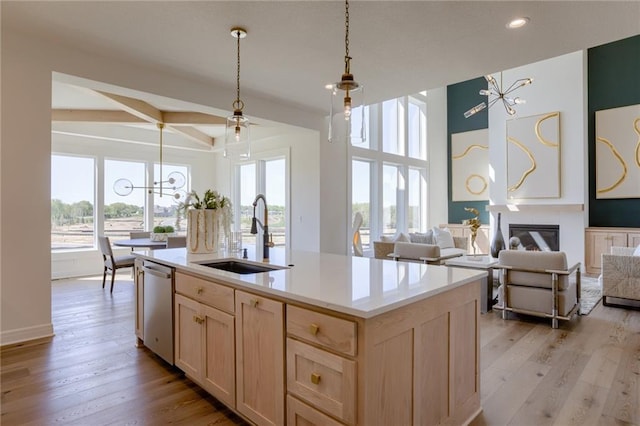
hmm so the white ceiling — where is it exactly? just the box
[4,1,639,144]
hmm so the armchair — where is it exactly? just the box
[495,250,581,328]
[602,246,640,307]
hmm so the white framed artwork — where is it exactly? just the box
[451,129,489,201]
[595,104,640,199]
[506,111,561,199]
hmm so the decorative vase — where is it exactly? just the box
[186,209,221,254]
[490,212,506,258]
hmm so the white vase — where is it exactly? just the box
[187,209,221,254]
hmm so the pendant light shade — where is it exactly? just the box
[224,27,250,160]
[328,0,366,144]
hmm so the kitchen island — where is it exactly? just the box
[134,247,485,426]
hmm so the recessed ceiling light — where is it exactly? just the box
[507,17,530,29]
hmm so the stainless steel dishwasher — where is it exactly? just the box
[142,260,174,365]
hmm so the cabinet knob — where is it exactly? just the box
[309,324,319,336]
[193,315,204,324]
[310,373,321,385]
[250,299,259,308]
[196,287,204,295]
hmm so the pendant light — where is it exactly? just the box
[224,27,250,159]
[328,0,365,144]
[113,122,186,200]
[464,72,533,118]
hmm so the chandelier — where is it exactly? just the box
[113,122,186,200]
[224,27,250,159]
[328,0,365,144]
[464,73,533,118]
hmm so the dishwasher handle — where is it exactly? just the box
[142,266,172,279]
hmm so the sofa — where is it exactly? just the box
[495,250,581,328]
[602,246,640,307]
[373,228,467,264]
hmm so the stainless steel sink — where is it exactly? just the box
[197,260,286,275]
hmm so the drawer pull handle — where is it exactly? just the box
[196,287,204,295]
[310,373,321,385]
[250,299,259,308]
[309,324,319,336]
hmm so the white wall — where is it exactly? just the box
[426,87,449,228]
[488,51,588,267]
[0,28,323,345]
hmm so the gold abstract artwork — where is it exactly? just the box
[596,104,640,199]
[451,129,489,201]
[506,111,560,199]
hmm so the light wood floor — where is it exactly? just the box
[1,276,639,425]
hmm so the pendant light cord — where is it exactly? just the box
[344,0,351,74]
[234,29,244,112]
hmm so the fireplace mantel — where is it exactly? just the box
[486,204,584,213]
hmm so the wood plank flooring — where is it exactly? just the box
[2,276,639,425]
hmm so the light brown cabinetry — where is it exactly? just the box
[174,273,236,407]
[585,227,640,274]
[443,223,490,254]
[235,290,285,426]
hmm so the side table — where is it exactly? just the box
[444,255,498,313]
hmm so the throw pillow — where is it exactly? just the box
[410,230,434,244]
[395,232,411,243]
[380,235,394,243]
[634,245,640,256]
[432,227,455,249]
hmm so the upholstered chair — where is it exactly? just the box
[97,236,136,293]
[602,246,640,307]
[496,250,581,328]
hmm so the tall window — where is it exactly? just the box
[382,164,399,235]
[352,159,371,249]
[51,155,95,250]
[105,159,145,241]
[237,163,256,237]
[264,158,286,246]
[349,92,428,250]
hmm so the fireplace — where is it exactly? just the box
[509,224,559,251]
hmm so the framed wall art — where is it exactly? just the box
[451,129,489,201]
[506,111,561,199]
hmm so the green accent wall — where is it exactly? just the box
[588,35,640,227]
[447,78,489,225]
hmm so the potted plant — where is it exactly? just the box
[150,225,176,242]
[178,190,233,254]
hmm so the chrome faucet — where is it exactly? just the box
[250,194,274,261]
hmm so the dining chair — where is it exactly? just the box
[98,236,136,293]
[166,236,186,248]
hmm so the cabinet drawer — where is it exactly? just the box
[287,395,344,426]
[287,305,356,356]
[175,272,234,313]
[286,338,356,425]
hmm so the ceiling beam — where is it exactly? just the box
[163,111,226,126]
[52,109,146,123]
[95,91,164,123]
[169,126,215,147]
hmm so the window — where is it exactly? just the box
[104,159,145,241]
[234,154,288,249]
[51,155,95,250]
[382,164,399,235]
[352,159,371,249]
[153,163,188,231]
[349,92,428,250]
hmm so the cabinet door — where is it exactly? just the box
[174,294,203,381]
[586,231,627,274]
[236,291,284,426]
[628,233,640,248]
[134,259,144,341]
[201,303,236,407]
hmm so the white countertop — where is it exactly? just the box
[135,247,485,319]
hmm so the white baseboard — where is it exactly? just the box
[1,323,55,347]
